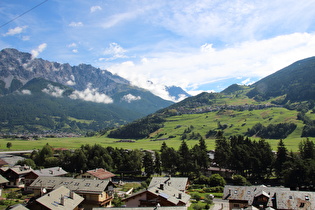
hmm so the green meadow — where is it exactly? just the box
[0,107,313,152]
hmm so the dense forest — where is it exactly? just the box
[18,135,315,190]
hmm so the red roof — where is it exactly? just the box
[0,159,8,167]
[86,168,115,180]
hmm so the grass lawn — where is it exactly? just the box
[0,107,313,152]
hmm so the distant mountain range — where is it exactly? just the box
[0,48,190,134]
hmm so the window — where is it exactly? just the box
[234,190,238,194]
[305,196,309,200]
[85,183,90,187]
[300,203,305,208]
[247,191,251,195]
[289,196,293,199]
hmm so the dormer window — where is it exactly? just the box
[305,196,309,200]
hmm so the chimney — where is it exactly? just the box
[69,190,74,199]
[178,193,182,199]
[160,184,164,190]
[60,195,65,206]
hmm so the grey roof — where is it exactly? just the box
[223,185,290,206]
[9,165,32,175]
[33,167,67,177]
[0,174,9,184]
[276,190,315,209]
[149,177,188,192]
[7,204,29,210]
[147,184,190,205]
[223,185,315,209]
[29,176,111,194]
[36,186,84,209]
[124,183,190,206]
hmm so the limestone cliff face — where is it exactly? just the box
[0,48,130,96]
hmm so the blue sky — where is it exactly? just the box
[1,0,315,100]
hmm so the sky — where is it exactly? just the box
[1,0,315,101]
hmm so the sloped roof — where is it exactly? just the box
[124,183,190,206]
[9,165,32,175]
[147,184,191,205]
[149,177,188,192]
[29,176,112,194]
[33,167,68,177]
[276,190,315,209]
[86,168,115,180]
[223,185,291,206]
[0,174,9,184]
[7,204,29,210]
[36,186,84,209]
[0,159,8,166]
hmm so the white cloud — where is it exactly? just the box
[240,78,251,85]
[69,85,113,104]
[102,43,127,60]
[3,26,28,36]
[68,43,77,48]
[148,0,315,42]
[69,22,84,27]
[21,89,31,95]
[90,6,102,13]
[31,43,47,59]
[66,80,76,86]
[42,84,65,98]
[107,32,315,96]
[122,94,141,103]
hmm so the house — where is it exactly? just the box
[206,167,235,179]
[2,165,32,188]
[123,177,190,207]
[24,167,68,190]
[76,168,115,181]
[223,185,315,209]
[29,176,115,210]
[26,186,84,210]
[123,182,191,207]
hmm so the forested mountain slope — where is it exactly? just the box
[107,56,315,140]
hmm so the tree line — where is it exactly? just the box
[215,135,315,189]
[18,135,315,190]
[18,138,209,180]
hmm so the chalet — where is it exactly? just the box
[24,166,68,190]
[26,186,84,210]
[29,176,115,210]
[223,185,315,209]
[206,167,235,179]
[123,177,190,207]
[2,165,32,188]
[76,168,115,181]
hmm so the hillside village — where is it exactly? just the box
[0,139,315,210]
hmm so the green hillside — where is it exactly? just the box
[0,78,141,134]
